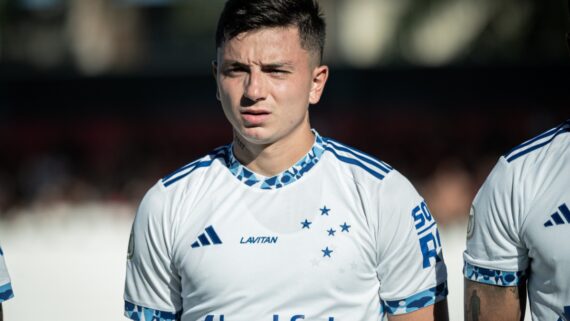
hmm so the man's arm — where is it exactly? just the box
[387,300,449,321]
[464,279,526,321]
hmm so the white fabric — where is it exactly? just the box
[464,120,570,321]
[125,134,447,321]
[0,241,13,303]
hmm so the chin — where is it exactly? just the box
[239,127,276,145]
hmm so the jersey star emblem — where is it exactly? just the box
[340,222,351,232]
[327,228,336,236]
[320,206,331,216]
[322,247,333,258]
[301,219,312,229]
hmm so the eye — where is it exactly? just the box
[266,68,290,76]
[223,66,247,76]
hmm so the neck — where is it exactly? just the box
[232,126,315,177]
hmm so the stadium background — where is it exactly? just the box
[0,0,568,320]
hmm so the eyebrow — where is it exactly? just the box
[222,60,295,69]
[263,62,294,69]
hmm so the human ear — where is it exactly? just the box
[309,65,329,105]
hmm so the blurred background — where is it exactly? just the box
[0,0,568,320]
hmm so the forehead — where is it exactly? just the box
[218,26,311,63]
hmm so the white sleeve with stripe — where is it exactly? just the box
[376,171,448,315]
[124,182,182,321]
[463,158,528,286]
[0,242,14,303]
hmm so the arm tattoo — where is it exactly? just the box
[470,289,481,321]
[508,286,519,298]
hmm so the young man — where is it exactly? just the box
[0,243,15,321]
[124,1,449,320]
[464,2,570,319]
[463,119,570,321]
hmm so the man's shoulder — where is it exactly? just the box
[135,145,231,220]
[160,145,231,189]
[320,136,395,183]
[502,119,570,166]
[483,119,570,191]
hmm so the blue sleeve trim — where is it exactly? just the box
[124,301,181,321]
[381,281,448,315]
[463,262,526,286]
[0,282,14,303]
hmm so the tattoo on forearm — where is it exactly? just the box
[470,289,481,321]
[508,286,519,297]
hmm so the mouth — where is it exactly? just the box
[240,109,271,125]
[241,108,270,115]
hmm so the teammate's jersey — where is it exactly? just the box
[464,119,570,321]
[124,132,448,321]
[0,243,14,303]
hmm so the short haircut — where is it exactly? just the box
[215,0,326,63]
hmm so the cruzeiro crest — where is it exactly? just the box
[300,205,351,259]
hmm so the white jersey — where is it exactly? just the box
[124,131,448,321]
[0,243,14,303]
[464,119,570,321]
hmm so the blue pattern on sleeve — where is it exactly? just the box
[124,301,181,321]
[463,262,526,286]
[0,282,14,303]
[381,282,448,315]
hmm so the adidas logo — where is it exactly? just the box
[191,226,223,248]
[544,203,570,227]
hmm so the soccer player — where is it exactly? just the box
[124,1,449,320]
[0,243,14,321]
[463,118,570,321]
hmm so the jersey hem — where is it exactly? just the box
[0,282,14,303]
[463,261,526,286]
[124,300,182,321]
[381,281,448,315]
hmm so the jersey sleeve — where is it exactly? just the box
[375,171,448,315]
[0,244,14,303]
[124,182,182,321]
[463,158,528,286]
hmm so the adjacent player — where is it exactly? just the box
[124,0,449,320]
[0,243,14,321]
[464,119,570,320]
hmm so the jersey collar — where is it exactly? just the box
[226,130,326,189]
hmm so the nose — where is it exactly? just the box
[243,69,266,103]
